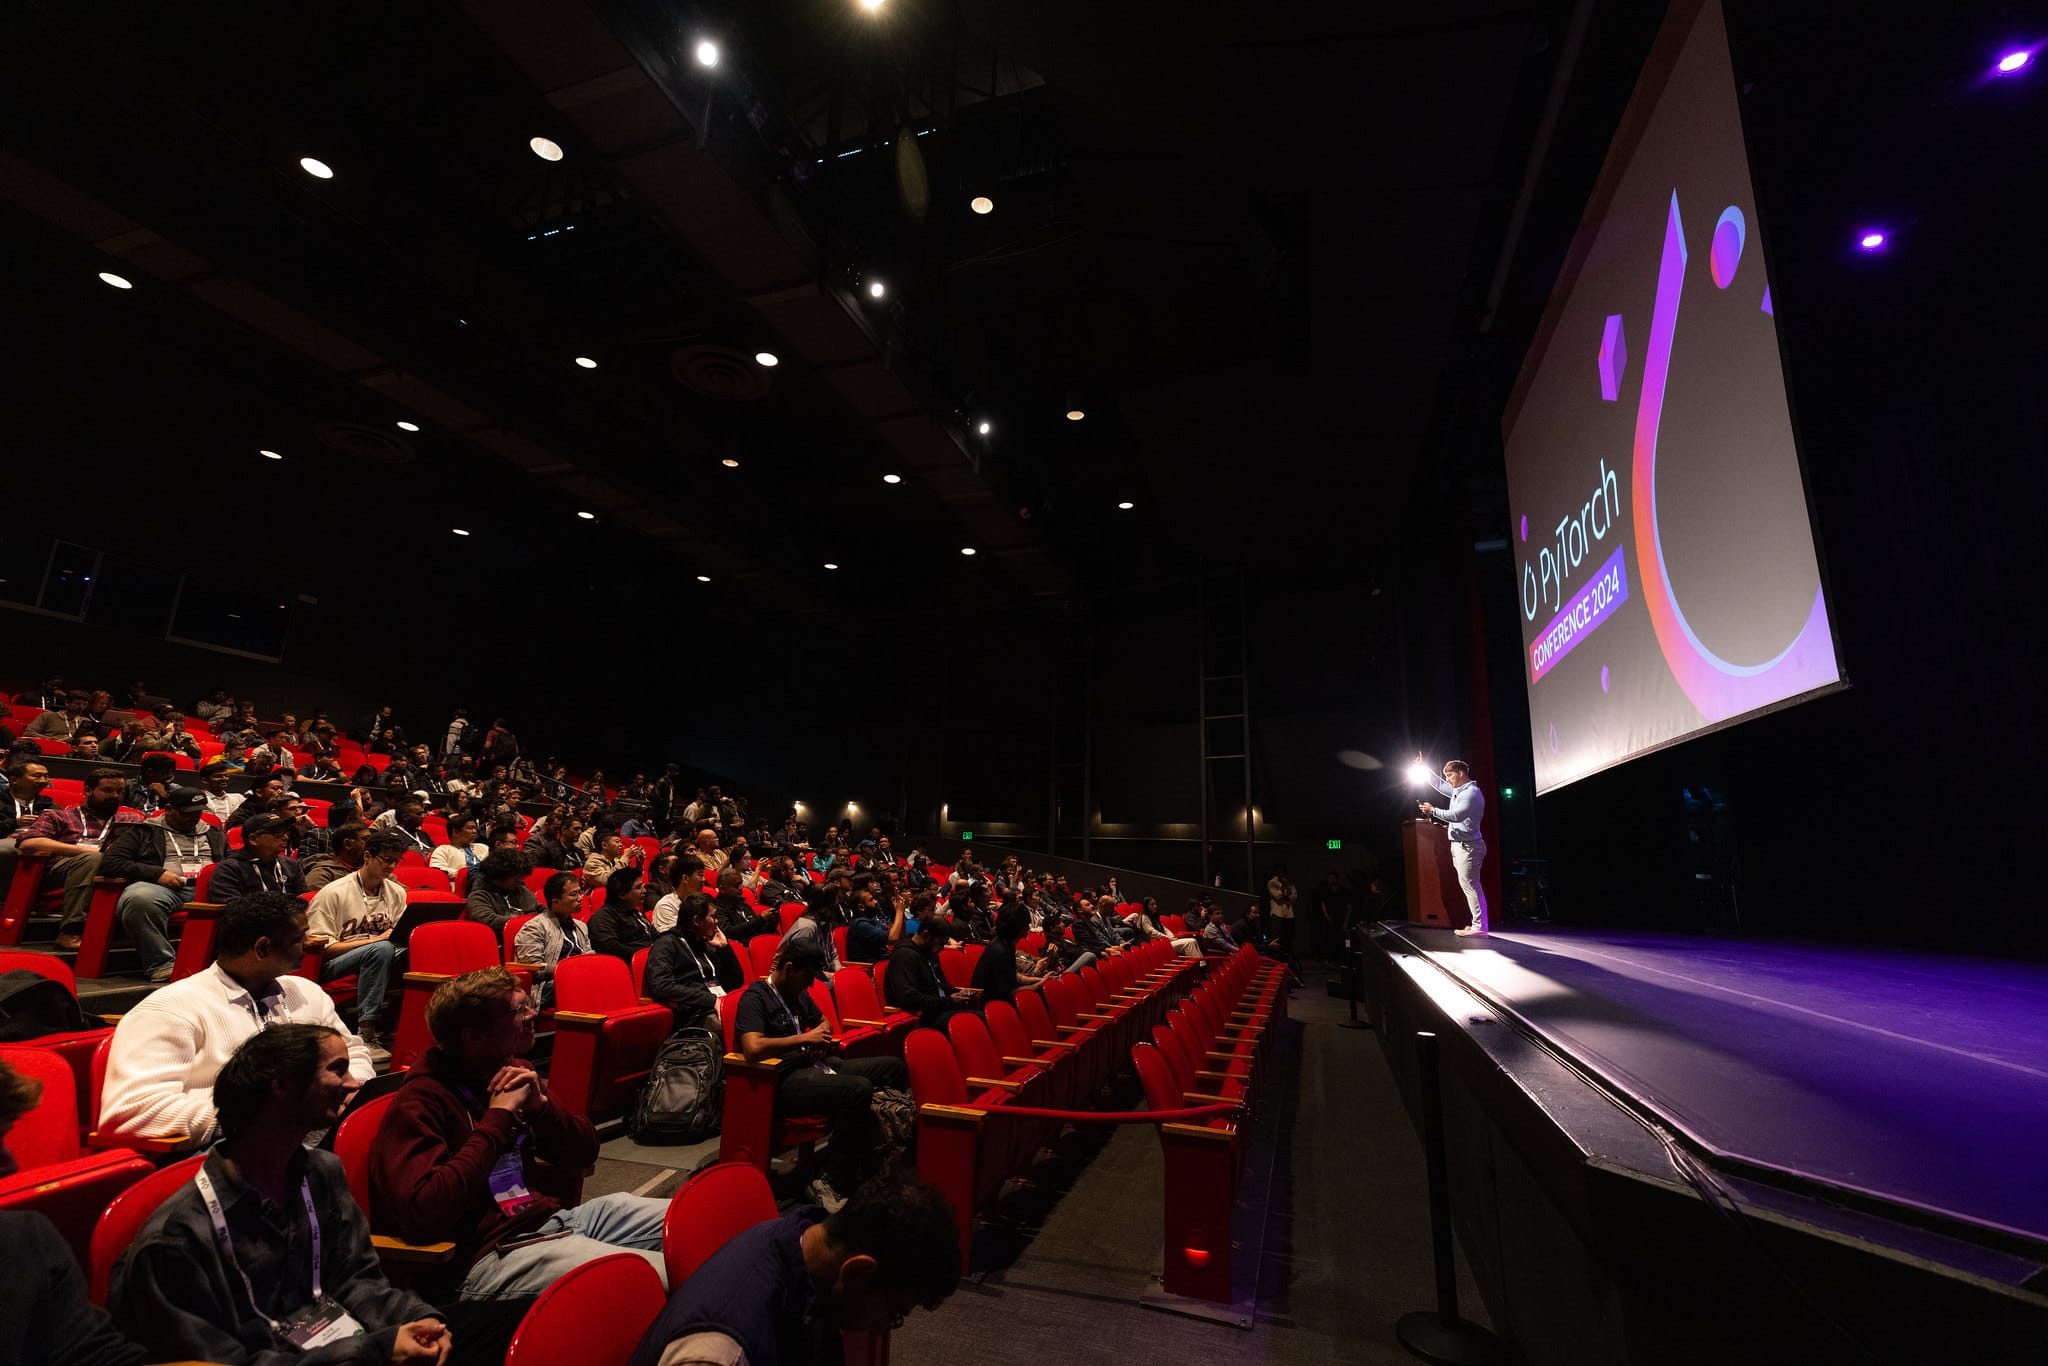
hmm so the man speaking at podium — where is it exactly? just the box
[1416,754,1488,937]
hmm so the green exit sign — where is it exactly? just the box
[960,830,974,840]
[1326,838,1343,851]
[1502,787,1516,799]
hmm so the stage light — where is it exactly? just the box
[970,196,993,215]
[577,511,595,520]
[960,547,976,556]
[395,421,420,432]
[259,449,283,460]
[1996,49,2032,73]
[299,157,334,179]
[823,562,839,570]
[721,458,740,468]
[977,421,991,435]
[530,136,565,162]
[695,39,720,68]
[97,271,132,289]
[867,279,886,299]
[452,528,471,537]
[1065,409,1085,421]
[1117,501,1134,510]
[696,574,711,582]
[883,473,901,484]
[754,351,778,367]
[574,355,597,368]
[1407,760,1433,785]
[858,0,885,11]
[1857,231,1887,251]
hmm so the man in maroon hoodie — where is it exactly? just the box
[367,966,669,1298]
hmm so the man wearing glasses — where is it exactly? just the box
[1416,754,1490,937]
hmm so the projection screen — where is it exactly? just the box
[1502,0,1844,795]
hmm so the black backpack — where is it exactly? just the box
[627,1027,726,1145]
[0,969,96,1042]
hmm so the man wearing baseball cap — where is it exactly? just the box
[98,787,227,982]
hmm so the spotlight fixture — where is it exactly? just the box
[577,511,596,521]
[452,528,471,537]
[695,574,712,583]
[1857,230,1887,251]
[823,562,840,570]
[395,421,420,432]
[529,136,565,162]
[858,0,886,11]
[867,280,886,299]
[1407,760,1434,786]
[1996,49,2032,73]
[753,351,779,367]
[977,421,992,435]
[1065,409,1085,421]
[97,271,132,289]
[695,39,720,68]
[574,355,598,368]
[883,473,902,484]
[721,458,740,468]
[259,450,283,461]
[299,157,334,180]
[960,547,977,556]
[1117,501,1134,510]
[970,196,994,215]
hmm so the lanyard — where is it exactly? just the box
[255,859,282,894]
[193,1162,323,1335]
[684,937,716,980]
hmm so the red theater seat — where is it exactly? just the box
[88,1153,205,1305]
[662,1160,776,1288]
[714,989,827,1173]
[505,1253,666,1366]
[0,1048,152,1267]
[550,956,672,1122]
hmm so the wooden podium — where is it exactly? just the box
[1402,818,1465,929]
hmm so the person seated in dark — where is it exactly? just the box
[970,904,1052,1005]
[207,811,308,903]
[713,866,776,943]
[627,1169,961,1366]
[752,855,812,911]
[883,913,979,1032]
[463,848,537,936]
[646,892,744,1031]
[0,1058,147,1366]
[111,1024,452,1365]
[1229,904,1286,960]
[589,865,654,963]
[1201,903,1241,955]
[844,882,907,964]
[734,938,909,1211]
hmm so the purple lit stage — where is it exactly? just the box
[1384,924,2048,1249]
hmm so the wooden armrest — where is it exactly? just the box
[1195,1069,1239,1082]
[1054,1024,1097,1035]
[1183,1090,1231,1105]
[723,1052,787,1074]
[1031,1039,1079,1051]
[371,1234,458,1263]
[966,1077,1024,1091]
[97,1013,124,1025]
[916,1103,988,1126]
[1004,1056,1060,1067]
[1205,1049,1254,1061]
[1077,1011,1115,1021]
[507,961,545,975]
[89,1129,188,1154]
[840,1016,891,1028]
[402,970,454,986]
[552,1010,606,1027]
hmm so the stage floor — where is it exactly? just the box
[1382,924,2048,1248]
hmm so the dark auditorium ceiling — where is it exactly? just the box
[0,0,1570,620]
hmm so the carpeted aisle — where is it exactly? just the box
[890,969,1493,1365]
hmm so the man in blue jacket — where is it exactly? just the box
[1417,754,1490,936]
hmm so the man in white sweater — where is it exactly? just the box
[98,890,373,1150]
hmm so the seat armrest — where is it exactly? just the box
[723,1052,787,1075]
[965,1077,1024,1091]
[89,1129,188,1154]
[840,1016,891,1027]
[1032,1038,1080,1050]
[1183,1090,1232,1105]
[371,1235,458,1263]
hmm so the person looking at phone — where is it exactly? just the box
[735,938,909,1212]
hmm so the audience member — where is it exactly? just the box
[628,1169,960,1366]
[23,692,92,742]
[971,905,1051,1004]
[0,757,56,892]
[97,787,225,981]
[429,812,488,886]
[207,810,308,903]
[26,767,145,953]
[512,873,591,1008]
[780,887,845,979]
[581,828,640,889]
[370,967,668,1298]
[646,892,744,1030]
[648,852,705,932]
[305,829,411,1057]
[304,822,367,891]
[589,866,655,963]
[100,892,373,1148]
[1201,904,1241,955]
[884,915,979,1033]
[110,1025,453,1365]
[735,938,909,1211]
[844,883,907,964]
[463,848,537,936]
[713,866,775,943]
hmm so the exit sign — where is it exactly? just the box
[1326,838,1342,851]
[961,830,974,840]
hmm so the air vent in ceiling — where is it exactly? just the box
[670,345,771,401]
[313,420,415,464]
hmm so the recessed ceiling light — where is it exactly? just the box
[970,196,993,215]
[577,511,596,521]
[823,562,839,570]
[977,421,991,435]
[695,574,712,583]
[1065,409,1085,421]
[1118,501,1134,510]
[858,0,886,11]
[299,157,334,180]
[882,473,901,485]
[754,351,778,367]
[867,280,886,299]
[452,528,471,537]
[395,421,420,432]
[97,271,132,290]
[259,449,283,461]
[529,136,565,162]
[1996,49,2032,73]
[574,356,598,368]
[721,458,740,468]
[695,39,720,68]
[960,547,976,556]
